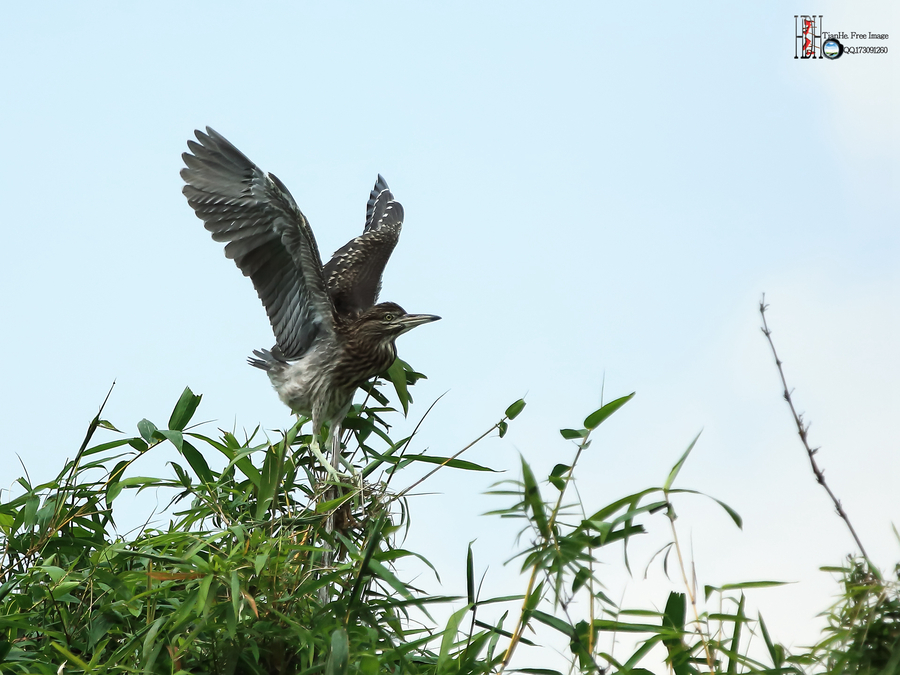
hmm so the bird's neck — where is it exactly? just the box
[344,335,397,378]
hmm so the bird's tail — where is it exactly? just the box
[247,347,289,372]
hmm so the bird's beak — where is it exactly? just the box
[397,313,441,334]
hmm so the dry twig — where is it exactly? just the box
[759,295,871,565]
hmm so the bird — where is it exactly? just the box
[180,127,440,478]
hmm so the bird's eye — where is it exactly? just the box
[383,313,395,322]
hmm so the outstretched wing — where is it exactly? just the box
[323,175,402,317]
[181,127,334,359]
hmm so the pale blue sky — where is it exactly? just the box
[1,1,897,669]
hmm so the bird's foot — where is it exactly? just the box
[308,437,351,481]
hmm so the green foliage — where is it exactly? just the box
[808,561,900,674]
[0,374,526,674]
[0,375,896,674]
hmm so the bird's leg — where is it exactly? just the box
[319,424,343,604]
[330,422,342,475]
[308,432,343,482]
[317,423,361,603]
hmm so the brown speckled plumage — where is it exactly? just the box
[181,128,439,471]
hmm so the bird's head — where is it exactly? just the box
[351,302,441,343]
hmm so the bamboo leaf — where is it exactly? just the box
[727,594,746,675]
[758,613,781,667]
[179,439,215,484]
[386,358,411,415]
[521,457,550,539]
[663,432,701,491]
[549,464,570,491]
[137,419,158,444]
[584,392,634,430]
[437,605,470,671]
[720,580,789,591]
[532,610,575,638]
[505,399,526,420]
[395,452,497,472]
[325,628,349,675]
[168,386,202,431]
[466,543,475,605]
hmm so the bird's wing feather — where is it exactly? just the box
[181,127,334,358]
[364,174,392,232]
[323,174,402,316]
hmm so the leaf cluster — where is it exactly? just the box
[0,371,509,674]
[0,371,896,674]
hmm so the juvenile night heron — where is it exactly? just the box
[181,127,439,477]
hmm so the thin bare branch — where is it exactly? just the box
[759,295,872,565]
